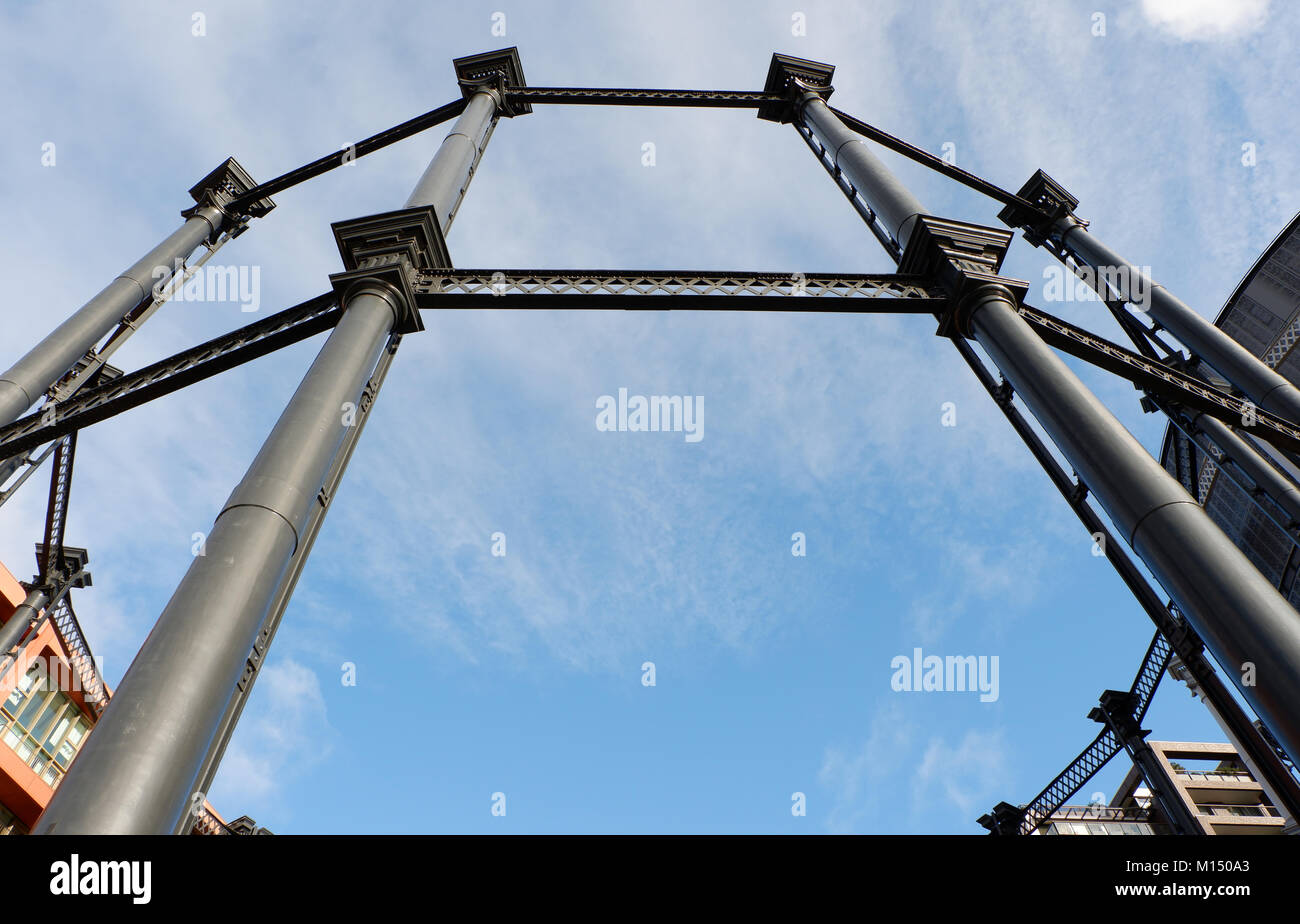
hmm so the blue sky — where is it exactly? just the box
[0,0,1293,833]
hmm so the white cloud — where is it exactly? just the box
[913,727,1009,816]
[1141,0,1270,41]
[818,702,915,832]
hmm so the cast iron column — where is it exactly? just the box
[774,52,1300,767]
[0,159,273,426]
[36,49,526,835]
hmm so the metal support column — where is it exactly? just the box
[406,46,527,232]
[1090,690,1205,834]
[799,94,927,252]
[36,49,526,835]
[1000,171,1300,425]
[36,279,402,834]
[965,284,1300,766]
[0,159,273,426]
[777,52,1300,767]
[1054,217,1300,423]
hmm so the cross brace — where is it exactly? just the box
[2,276,1288,467]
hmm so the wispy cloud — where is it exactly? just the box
[912,727,1009,817]
[1140,0,1270,42]
[207,658,334,816]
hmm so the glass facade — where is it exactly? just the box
[1,664,91,788]
[1032,805,1170,835]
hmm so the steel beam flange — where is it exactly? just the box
[896,215,1030,337]
[757,52,834,123]
[998,169,1080,246]
[181,157,276,234]
[454,46,530,116]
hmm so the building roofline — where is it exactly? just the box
[1211,209,1300,329]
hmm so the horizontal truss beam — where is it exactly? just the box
[3,275,1283,467]
[504,87,781,107]
[0,274,938,461]
[413,269,946,308]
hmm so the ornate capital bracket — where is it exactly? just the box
[757,52,834,123]
[1088,689,1148,742]
[977,801,1028,836]
[33,543,92,590]
[454,46,530,117]
[897,215,1029,339]
[329,206,450,334]
[998,169,1081,247]
[182,157,275,235]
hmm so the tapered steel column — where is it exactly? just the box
[35,283,400,834]
[0,208,224,426]
[36,52,519,835]
[799,95,927,250]
[405,87,499,231]
[1055,217,1300,424]
[787,65,1300,765]
[968,285,1300,765]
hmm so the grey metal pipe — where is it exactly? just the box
[969,286,1300,766]
[799,95,927,250]
[1056,217,1300,425]
[186,335,399,824]
[38,72,502,834]
[0,587,47,657]
[1249,433,1300,487]
[791,94,1300,764]
[0,206,224,426]
[405,89,498,232]
[35,282,400,835]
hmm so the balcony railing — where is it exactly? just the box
[1198,803,1282,819]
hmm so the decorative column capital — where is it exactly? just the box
[1088,689,1147,742]
[977,801,1028,836]
[182,157,275,231]
[998,169,1080,247]
[328,206,450,334]
[897,215,1029,338]
[454,46,530,116]
[757,52,834,123]
[33,543,92,590]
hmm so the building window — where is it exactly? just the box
[1,664,90,788]
[0,802,26,835]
